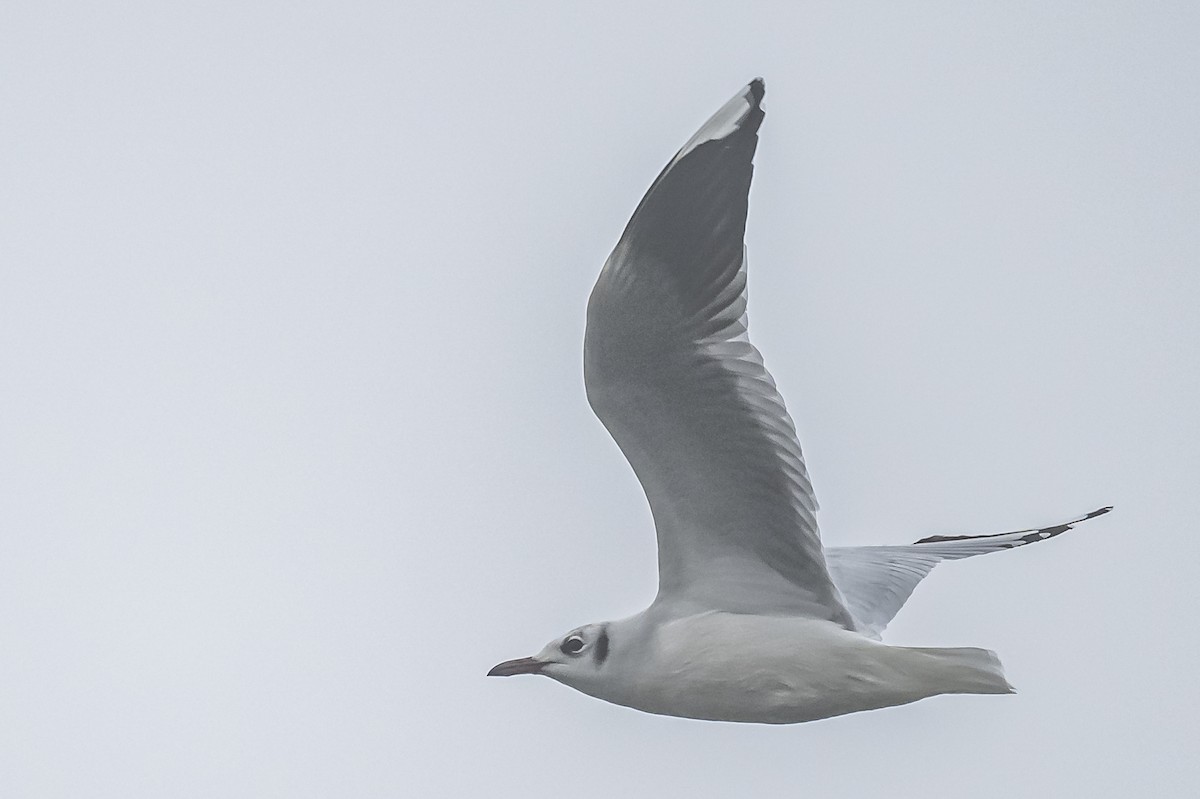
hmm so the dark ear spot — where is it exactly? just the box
[594,626,610,666]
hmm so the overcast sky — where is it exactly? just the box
[2,2,1198,797]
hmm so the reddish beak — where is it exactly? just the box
[487,657,545,677]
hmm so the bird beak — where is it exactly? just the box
[487,656,546,677]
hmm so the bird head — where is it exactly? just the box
[488,623,611,683]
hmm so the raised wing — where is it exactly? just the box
[584,80,855,627]
[826,507,1112,638]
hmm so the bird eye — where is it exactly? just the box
[560,635,586,655]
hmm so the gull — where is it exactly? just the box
[488,79,1111,724]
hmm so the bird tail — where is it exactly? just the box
[909,646,1015,696]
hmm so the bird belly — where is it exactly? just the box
[609,613,949,724]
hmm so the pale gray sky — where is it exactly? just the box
[2,2,1197,797]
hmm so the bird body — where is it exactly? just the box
[488,78,1110,724]
[547,609,1010,724]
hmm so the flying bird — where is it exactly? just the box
[488,79,1110,724]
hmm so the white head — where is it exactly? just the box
[488,623,612,690]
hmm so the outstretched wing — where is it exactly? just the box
[584,80,854,627]
[826,507,1113,638]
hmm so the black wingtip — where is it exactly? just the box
[748,77,765,104]
[912,505,1113,546]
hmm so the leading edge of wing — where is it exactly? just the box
[584,80,856,628]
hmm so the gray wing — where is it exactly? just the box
[584,80,855,627]
[826,507,1112,638]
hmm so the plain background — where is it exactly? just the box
[2,2,1197,796]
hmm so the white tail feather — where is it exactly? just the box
[910,646,1015,696]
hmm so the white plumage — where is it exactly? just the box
[488,79,1110,724]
